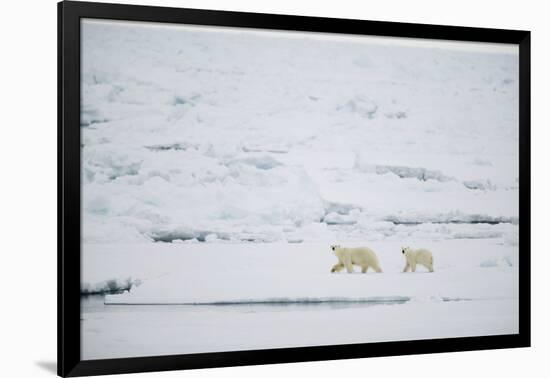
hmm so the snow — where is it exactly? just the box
[82,239,519,359]
[80,240,518,359]
[79,19,520,360]
[82,241,518,305]
[82,296,517,360]
[81,20,519,245]
[81,277,140,296]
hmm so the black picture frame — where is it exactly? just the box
[58,1,531,376]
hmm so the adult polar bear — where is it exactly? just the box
[402,246,434,272]
[330,245,383,273]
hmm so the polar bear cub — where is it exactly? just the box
[402,247,434,272]
[330,245,383,273]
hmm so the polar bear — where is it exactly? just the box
[330,245,382,273]
[402,246,434,272]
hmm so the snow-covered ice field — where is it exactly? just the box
[82,241,518,359]
[80,20,519,360]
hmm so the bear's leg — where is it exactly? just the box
[344,255,354,273]
[373,265,382,273]
[403,262,410,273]
[331,263,344,273]
[361,265,368,273]
[411,262,417,272]
[419,262,433,272]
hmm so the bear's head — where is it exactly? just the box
[330,244,341,252]
[401,246,410,254]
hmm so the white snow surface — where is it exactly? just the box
[82,296,517,360]
[88,241,518,305]
[81,240,518,359]
[81,20,519,245]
